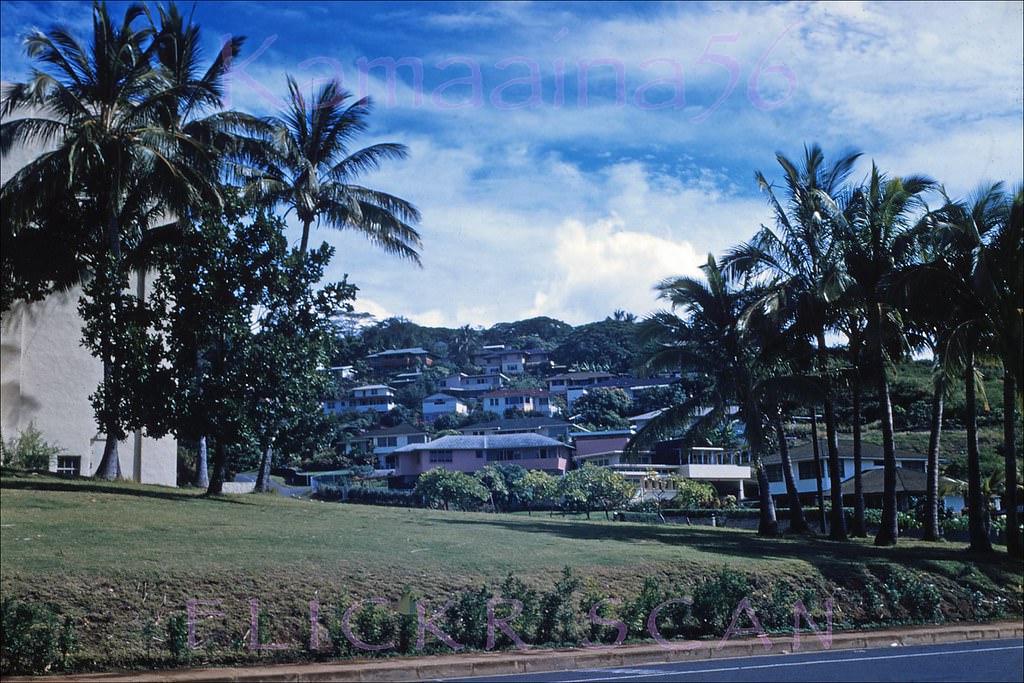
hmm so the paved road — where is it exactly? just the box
[447,638,1023,682]
[234,472,310,498]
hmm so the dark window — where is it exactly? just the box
[56,456,81,476]
[765,464,784,483]
[901,460,925,472]
[798,460,823,480]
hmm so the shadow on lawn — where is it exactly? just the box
[427,514,1016,573]
[0,473,247,504]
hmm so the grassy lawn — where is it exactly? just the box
[1,470,1021,672]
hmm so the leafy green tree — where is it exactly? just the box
[557,464,632,520]
[246,77,421,256]
[667,476,717,508]
[554,316,641,373]
[572,388,633,430]
[414,468,488,511]
[521,469,558,515]
[1,2,238,479]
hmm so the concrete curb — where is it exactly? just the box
[13,620,1023,682]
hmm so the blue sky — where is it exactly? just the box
[3,1,1022,327]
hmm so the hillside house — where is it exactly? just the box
[391,433,573,485]
[365,347,434,372]
[422,392,469,422]
[480,389,560,417]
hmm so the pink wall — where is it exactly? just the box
[574,435,630,457]
[396,449,569,477]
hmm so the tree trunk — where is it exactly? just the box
[922,374,944,541]
[811,410,827,534]
[1003,370,1020,557]
[817,332,847,541]
[873,367,899,546]
[965,353,993,553]
[299,219,312,254]
[193,436,210,489]
[773,411,808,533]
[850,377,867,537]
[94,204,125,481]
[255,438,273,493]
[756,458,779,536]
[207,438,228,495]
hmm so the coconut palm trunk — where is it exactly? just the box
[94,206,125,480]
[811,410,827,533]
[874,363,900,546]
[1003,371,1020,556]
[923,374,944,541]
[773,410,808,533]
[817,333,848,541]
[965,352,994,553]
[255,438,273,493]
[850,376,867,536]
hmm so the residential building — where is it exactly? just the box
[443,372,510,397]
[325,384,397,414]
[480,389,559,417]
[422,392,469,422]
[472,345,528,375]
[648,439,752,499]
[546,371,617,399]
[359,423,430,469]
[458,416,572,441]
[760,438,930,504]
[365,347,433,372]
[824,467,966,514]
[391,433,573,484]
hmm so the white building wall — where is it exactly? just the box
[1,284,178,486]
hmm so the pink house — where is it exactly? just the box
[391,433,572,485]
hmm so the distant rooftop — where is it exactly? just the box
[366,347,430,358]
[458,416,570,431]
[393,433,572,452]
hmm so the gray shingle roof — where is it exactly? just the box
[393,433,572,453]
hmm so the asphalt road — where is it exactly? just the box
[446,638,1024,683]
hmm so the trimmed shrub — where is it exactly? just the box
[0,598,75,675]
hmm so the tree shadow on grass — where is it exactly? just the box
[0,473,249,504]
[425,514,1018,575]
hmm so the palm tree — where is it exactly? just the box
[1,1,222,479]
[824,164,934,546]
[911,184,1011,554]
[725,143,861,541]
[246,76,421,257]
[628,254,818,536]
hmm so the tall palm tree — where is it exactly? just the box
[246,76,421,257]
[1,1,222,479]
[628,255,818,536]
[725,143,861,541]
[825,164,934,546]
[912,184,1011,554]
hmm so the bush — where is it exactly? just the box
[879,567,943,623]
[0,598,75,675]
[1,423,64,471]
[166,613,189,662]
[534,567,581,645]
[691,568,750,635]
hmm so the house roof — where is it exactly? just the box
[366,347,430,358]
[393,433,572,453]
[762,438,926,465]
[457,417,571,432]
[547,371,616,381]
[423,392,466,403]
[351,384,394,392]
[825,467,926,496]
[629,409,665,422]
[363,423,428,438]
[592,377,676,391]
[571,429,634,439]
[481,389,551,398]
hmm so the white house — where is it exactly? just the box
[480,389,560,417]
[422,392,469,422]
[359,423,430,469]
[325,384,397,414]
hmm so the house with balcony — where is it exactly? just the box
[472,345,529,375]
[649,439,752,499]
[480,389,559,417]
[443,372,510,397]
[356,423,430,469]
[422,392,469,422]
[324,384,397,414]
[546,371,617,403]
[760,438,930,505]
[391,433,573,486]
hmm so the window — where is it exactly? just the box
[872,460,886,467]
[489,398,499,407]
[408,435,426,444]
[429,451,453,463]
[765,464,784,483]
[901,460,925,472]
[476,450,485,459]
[798,461,823,480]
[538,448,548,459]
[377,437,398,448]
[56,456,81,476]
